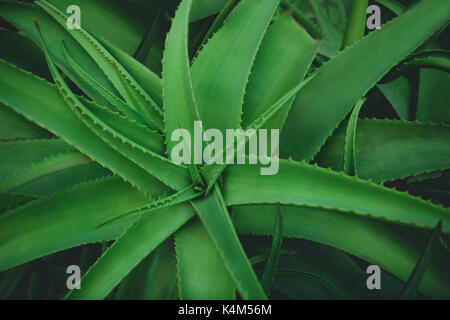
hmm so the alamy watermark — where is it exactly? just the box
[66,265,81,290]
[66,5,81,30]
[367,5,381,30]
[170,121,280,176]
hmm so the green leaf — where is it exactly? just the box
[36,0,164,131]
[116,239,179,300]
[82,98,165,155]
[375,0,405,15]
[46,0,149,54]
[200,75,316,190]
[232,204,450,299]
[61,42,145,124]
[0,151,91,193]
[0,138,71,179]
[65,202,195,299]
[192,185,267,299]
[344,98,365,175]
[0,103,52,140]
[399,221,443,299]
[0,176,152,271]
[97,185,201,228]
[378,76,411,119]
[0,28,50,80]
[223,159,450,233]
[0,140,108,198]
[175,219,236,299]
[308,0,342,45]
[0,59,165,196]
[190,0,228,22]
[271,241,391,299]
[316,119,450,182]
[381,50,450,83]
[279,0,323,39]
[35,24,191,191]
[281,0,450,161]
[191,0,280,133]
[11,163,110,198]
[417,69,450,123]
[260,205,283,295]
[198,0,240,50]
[162,0,200,157]
[341,0,368,48]
[242,12,320,129]
[0,0,120,98]
[97,36,163,108]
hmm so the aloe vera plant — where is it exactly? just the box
[0,0,449,300]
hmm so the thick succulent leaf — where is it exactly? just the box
[343,98,365,175]
[201,75,316,190]
[272,241,391,299]
[0,0,119,97]
[417,69,450,123]
[37,28,190,192]
[316,119,450,182]
[132,5,165,67]
[162,0,199,156]
[260,205,283,295]
[341,0,368,48]
[375,0,405,15]
[400,221,442,299]
[76,99,189,190]
[308,0,342,45]
[242,12,319,130]
[11,163,111,198]
[65,203,195,299]
[0,103,52,140]
[378,76,411,120]
[82,98,165,155]
[0,194,33,215]
[191,0,280,133]
[175,219,235,299]
[279,0,323,39]
[199,0,240,49]
[35,0,164,131]
[61,43,144,124]
[97,37,163,108]
[0,151,91,193]
[0,138,71,179]
[190,0,228,22]
[97,185,201,228]
[46,0,148,54]
[192,186,267,299]
[0,59,166,196]
[116,239,178,300]
[0,176,151,271]
[0,28,50,80]
[281,0,450,161]
[223,159,450,233]
[382,50,450,83]
[232,205,450,298]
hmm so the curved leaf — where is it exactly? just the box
[191,0,280,133]
[232,204,450,298]
[281,0,450,161]
[317,119,450,182]
[223,159,450,232]
[0,59,165,196]
[65,202,194,299]
[0,176,151,272]
[175,219,236,299]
